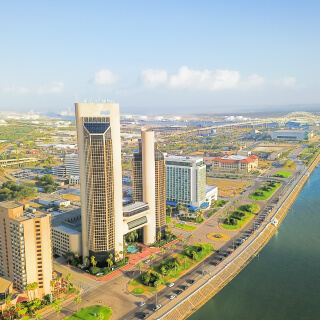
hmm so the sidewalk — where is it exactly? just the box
[85,238,182,282]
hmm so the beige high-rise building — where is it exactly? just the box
[0,202,53,298]
[75,103,123,263]
[132,129,166,242]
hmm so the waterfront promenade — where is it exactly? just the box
[154,152,320,320]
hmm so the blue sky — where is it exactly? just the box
[1,0,320,114]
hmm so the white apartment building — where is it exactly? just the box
[65,154,80,185]
[165,156,208,208]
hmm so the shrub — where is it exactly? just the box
[89,266,101,275]
[141,270,161,287]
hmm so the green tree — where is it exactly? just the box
[55,305,62,319]
[91,255,97,267]
[138,262,143,274]
[74,296,82,312]
[150,254,156,268]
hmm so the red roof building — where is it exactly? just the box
[210,154,259,173]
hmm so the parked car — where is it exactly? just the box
[168,282,174,287]
[153,304,162,311]
[138,302,145,307]
[169,295,176,300]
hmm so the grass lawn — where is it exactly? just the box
[174,223,197,231]
[65,305,112,320]
[249,182,281,200]
[221,212,255,230]
[273,171,292,178]
[166,216,172,223]
[128,243,213,295]
[283,159,297,170]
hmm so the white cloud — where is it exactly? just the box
[37,82,64,94]
[141,66,265,91]
[3,86,29,94]
[276,76,296,87]
[241,74,265,88]
[168,66,241,90]
[141,69,168,87]
[94,69,118,85]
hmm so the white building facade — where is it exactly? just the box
[165,156,207,208]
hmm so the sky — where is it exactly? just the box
[1,0,320,115]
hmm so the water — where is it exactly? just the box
[190,167,320,320]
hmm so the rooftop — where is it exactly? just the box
[165,155,203,163]
[51,208,82,232]
[0,201,22,209]
[53,225,81,235]
[0,277,12,293]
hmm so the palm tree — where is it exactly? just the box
[115,252,120,262]
[66,273,72,289]
[138,262,143,274]
[106,258,111,268]
[84,256,89,267]
[4,294,12,311]
[192,251,197,263]
[181,238,186,249]
[183,257,187,270]
[170,244,176,251]
[50,280,56,293]
[108,253,113,262]
[160,247,165,259]
[55,305,62,319]
[150,254,155,268]
[91,255,97,267]
[31,282,39,299]
[26,283,32,301]
[109,260,114,270]
[74,296,82,312]
[161,266,166,279]
[157,231,162,243]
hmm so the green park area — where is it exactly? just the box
[221,203,259,230]
[249,181,281,200]
[66,305,112,320]
[273,171,292,178]
[283,159,296,170]
[128,243,213,295]
[174,223,197,231]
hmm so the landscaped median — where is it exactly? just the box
[273,171,292,178]
[249,181,281,200]
[221,203,260,230]
[174,222,197,231]
[65,305,112,320]
[128,243,214,295]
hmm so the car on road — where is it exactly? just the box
[190,279,197,284]
[168,282,174,287]
[182,285,188,290]
[176,290,183,295]
[169,295,176,300]
[138,302,145,307]
[144,259,150,263]
[153,304,162,311]
[141,313,150,319]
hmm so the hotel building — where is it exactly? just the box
[165,156,211,208]
[0,202,53,298]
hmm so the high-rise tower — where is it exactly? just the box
[132,129,166,242]
[75,103,123,263]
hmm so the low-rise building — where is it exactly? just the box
[51,209,82,257]
[211,154,259,173]
[35,194,70,208]
[52,166,66,177]
[271,130,313,140]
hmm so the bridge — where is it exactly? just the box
[0,157,39,168]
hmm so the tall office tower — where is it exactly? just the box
[165,156,207,208]
[0,202,53,297]
[75,103,123,263]
[132,129,166,243]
